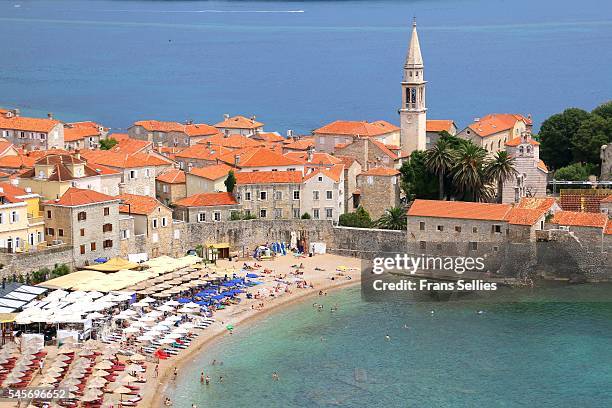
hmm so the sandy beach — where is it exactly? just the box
[142,253,362,408]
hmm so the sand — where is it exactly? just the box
[141,253,362,408]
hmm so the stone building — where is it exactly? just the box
[336,156,363,212]
[234,171,302,219]
[43,188,121,266]
[425,120,457,149]
[501,131,548,203]
[117,193,174,258]
[334,137,398,171]
[185,163,233,196]
[214,115,264,137]
[0,109,64,150]
[173,192,241,223]
[63,121,108,150]
[156,169,186,206]
[217,147,304,173]
[356,167,400,220]
[457,113,532,155]
[174,144,231,170]
[128,120,220,147]
[301,165,344,222]
[313,120,400,153]
[601,144,612,181]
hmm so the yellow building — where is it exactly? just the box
[0,182,45,252]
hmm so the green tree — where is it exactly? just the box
[539,108,590,170]
[451,143,492,202]
[425,139,455,200]
[301,212,311,219]
[99,138,118,150]
[571,114,612,165]
[399,151,439,201]
[375,206,407,230]
[31,268,51,284]
[485,151,518,203]
[51,264,70,279]
[592,100,612,120]
[339,206,372,228]
[554,162,596,181]
[224,170,236,193]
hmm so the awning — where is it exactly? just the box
[84,257,139,272]
[0,313,16,323]
[207,243,230,249]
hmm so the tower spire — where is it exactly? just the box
[405,18,423,69]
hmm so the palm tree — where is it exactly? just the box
[425,139,455,200]
[376,206,407,230]
[451,143,489,202]
[486,151,518,203]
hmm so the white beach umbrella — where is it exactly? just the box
[136,335,154,342]
[165,332,182,339]
[159,338,175,344]
[156,305,174,312]
[128,353,145,362]
[165,315,181,322]
[86,312,105,320]
[130,321,148,328]
[141,296,156,303]
[164,300,180,306]
[123,327,140,334]
[180,322,195,329]
[125,363,145,373]
[131,301,149,307]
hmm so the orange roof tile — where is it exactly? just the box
[214,115,263,130]
[110,138,152,155]
[63,121,105,142]
[303,164,344,183]
[107,133,130,142]
[505,207,546,226]
[0,154,36,169]
[117,193,166,215]
[254,132,285,143]
[505,137,540,147]
[550,211,608,228]
[218,147,303,168]
[467,114,531,137]
[189,163,233,180]
[605,221,612,235]
[174,144,230,161]
[283,139,315,151]
[0,142,16,156]
[335,155,359,168]
[185,123,221,137]
[47,187,117,207]
[196,133,262,149]
[284,152,342,166]
[80,150,170,168]
[371,120,401,132]
[359,167,400,176]
[235,171,302,185]
[601,195,612,203]
[314,120,398,137]
[133,120,185,133]
[0,114,60,133]
[370,140,398,160]
[537,160,549,172]
[426,120,456,133]
[0,182,31,203]
[156,169,185,184]
[407,199,512,221]
[515,197,556,211]
[174,192,238,207]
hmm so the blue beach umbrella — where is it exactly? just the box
[246,273,259,278]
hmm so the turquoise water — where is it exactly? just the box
[1,0,612,132]
[170,285,612,407]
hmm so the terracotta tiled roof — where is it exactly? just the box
[370,140,398,160]
[174,192,238,207]
[284,152,342,166]
[235,171,302,185]
[303,164,344,183]
[601,195,612,203]
[0,114,60,133]
[35,154,85,166]
[283,139,315,151]
[110,138,152,155]
[80,150,170,168]
[371,120,401,132]
[537,160,549,172]
[0,171,10,178]
[189,163,233,180]
[174,144,230,161]
[0,142,15,156]
[0,182,31,204]
[426,120,456,133]
[254,132,285,143]
[313,120,398,137]
[218,147,303,168]
[505,137,540,147]
[133,120,185,133]
[407,199,512,221]
[335,155,359,168]
[185,123,221,137]
[117,193,166,215]
[63,121,105,142]
[214,115,263,130]
[516,197,556,211]
[47,187,117,206]
[550,211,608,228]
[467,114,531,137]
[505,208,546,226]
[359,167,400,176]
[107,133,130,142]
[196,133,261,149]
[156,169,185,184]
[0,154,36,169]
[605,221,612,235]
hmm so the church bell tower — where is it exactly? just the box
[400,18,427,156]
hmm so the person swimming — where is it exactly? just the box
[385,334,391,341]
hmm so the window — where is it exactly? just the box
[102,223,113,232]
[260,209,267,218]
[161,217,167,227]
[492,225,502,233]
[77,211,87,221]
[367,176,373,185]
[103,207,110,216]
[313,191,320,200]
[10,211,18,223]
[419,222,425,231]
[80,245,86,255]
[47,210,52,219]
[121,229,130,240]
[293,190,300,200]
[173,229,180,240]
[472,227,478,233]
[455,226,462,233]
[493,246,499,252]
[436,243,442,250]
[103,239,113,249]
[437,225,444,232]
[318,176,323,182]
[325,208,333,219]
[326,191,333,200]
[0,213,3,224]
[47,228,54,236]
[162,184,168,193]
[80,228,85,236]
[469,242,478,251]
[419,241,426,250]
[260,191,267,200]
[313,209,320,219]
[214,212,221,221]
[152,219,158,229]
[293,208,300,219]
[58,229,64,237]
[129,170,137,179]
[245,192,251,201]
[274,191,282,200]
[90,242,96,251]
[198,213,206,222]
[274,208,282,218]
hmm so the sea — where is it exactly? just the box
[1,0,611,134]
[169,284,612,407]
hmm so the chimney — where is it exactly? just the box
[187,162,193,172]
[307,146,314,163]
[0,187,4,193]
[287,129,294,138]
[223,114,230,121]
[47,112,53,119]
[207,141,212,148]
[11,108,20,117]
[474,118,480,122]
[157,141,163,154]
[234,154,240,167]
[74,148,80,159]
[25,187,31,193]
